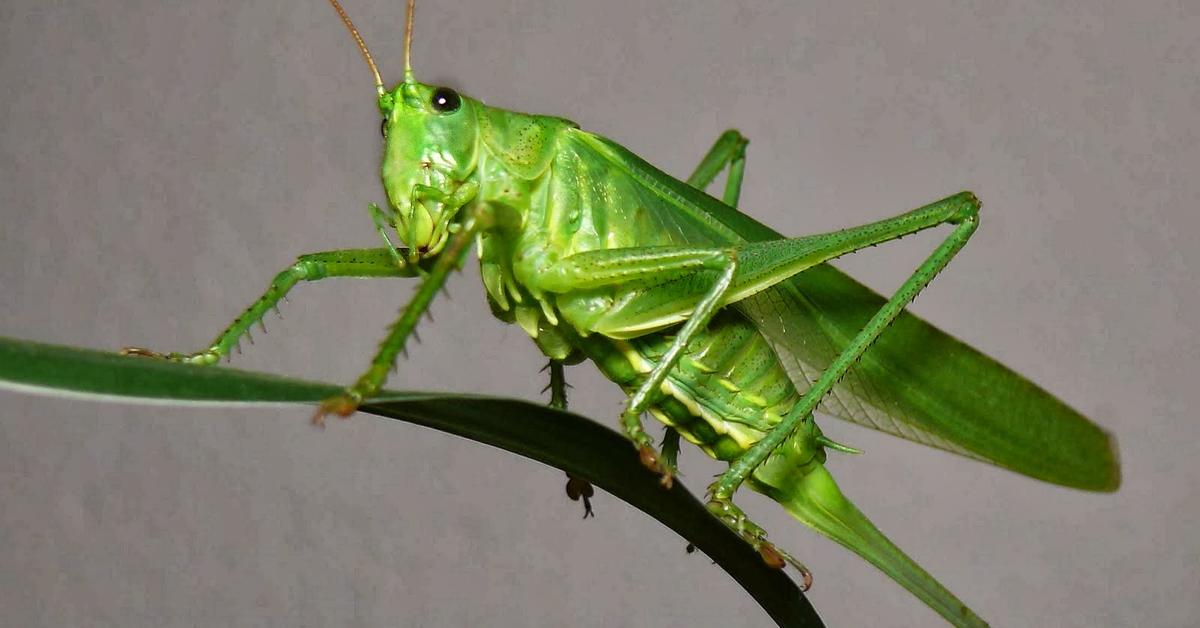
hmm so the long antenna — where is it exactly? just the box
[327,0,385,95]
[403,0,416,83]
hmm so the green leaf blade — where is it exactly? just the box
[0,335,821,628]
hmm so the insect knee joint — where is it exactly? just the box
[951,191,982,224]
[291,258,325,281]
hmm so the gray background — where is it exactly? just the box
[1,1,1196,626]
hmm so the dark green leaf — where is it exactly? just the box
[0,335,822,627]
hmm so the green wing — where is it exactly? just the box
[573,131,1120,492]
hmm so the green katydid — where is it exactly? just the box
[120,1,1120,626]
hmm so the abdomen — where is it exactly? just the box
[577,308,800,461]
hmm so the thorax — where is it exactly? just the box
[470,134,800,461]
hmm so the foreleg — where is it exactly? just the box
[313,203,494,423]
[122,248,419,364]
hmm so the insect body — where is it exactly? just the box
[123,2,1120,626]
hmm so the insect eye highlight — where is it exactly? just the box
[430,87,461,113]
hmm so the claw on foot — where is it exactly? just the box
[758,541,812,590]
[798,565,814,591]
[564,475,595,519]
[312,393,360,427]
[637,446,674,489]
[706,496,813,590]
[119,346,220,365]
[119,346,164,358]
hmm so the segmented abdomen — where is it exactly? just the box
[579,308,800,461]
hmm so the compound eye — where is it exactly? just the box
[430,87,461,113]
[380,117,388,138]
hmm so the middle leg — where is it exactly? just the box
[546,360,595,518]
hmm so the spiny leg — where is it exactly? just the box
[658,424,682,479]
[314,203,495,423]
[659,129,750,488]
[687,132,807,578]
[541,193,979,483]
[705,192,980,577]
[543,192,982,483]
[532,244,746,486]
[545,360,595,518]
[705,403,816,588]
[538,131,751,483]
[369,202,406,267]
[545,360,570,411]
[121,248,419,364]
[686,129,748,208]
